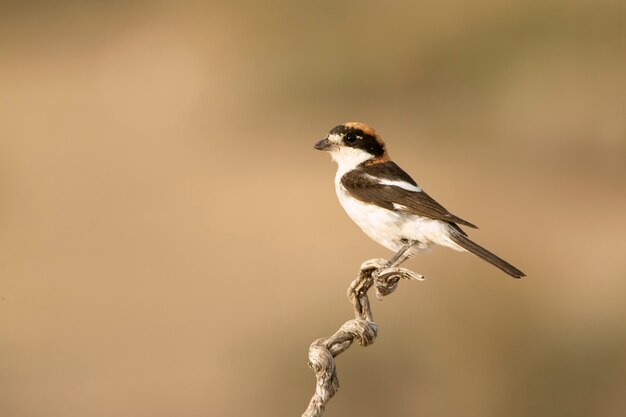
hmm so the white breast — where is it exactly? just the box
[335,182,462,253]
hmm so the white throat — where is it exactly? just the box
[330,147,373,180]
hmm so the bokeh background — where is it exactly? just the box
[1,1,625,416]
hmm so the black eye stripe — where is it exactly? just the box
[329,124,385,157]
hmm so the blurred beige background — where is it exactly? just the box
[1,1,625,416]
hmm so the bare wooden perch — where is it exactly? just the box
[302,258,425,417]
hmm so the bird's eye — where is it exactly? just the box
[344,134,358,145]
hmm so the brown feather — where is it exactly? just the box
[341,163,478,229]
[449,232,526,278]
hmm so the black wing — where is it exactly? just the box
[341,163,477,230]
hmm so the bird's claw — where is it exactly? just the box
[376,267,426,282]
[359,261,425,300]
[360,258,388,272]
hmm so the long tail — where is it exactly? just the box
[449,233,525,278]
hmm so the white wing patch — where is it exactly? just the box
[335,183,459,253]
[368,176,422,192]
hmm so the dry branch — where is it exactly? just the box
[302,258,425,417]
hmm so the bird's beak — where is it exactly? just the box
[314,137,334,151]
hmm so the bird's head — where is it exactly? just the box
[314,122,389,172]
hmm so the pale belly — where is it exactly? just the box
[336,184,462,253]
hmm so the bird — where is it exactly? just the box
[314,122,525,278]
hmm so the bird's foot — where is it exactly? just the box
[361,258,425,300]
